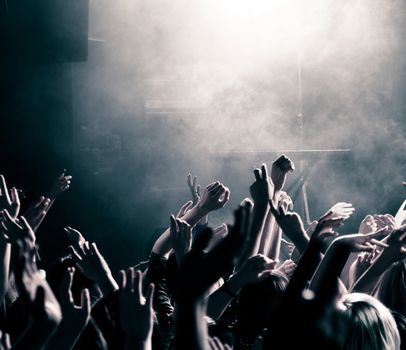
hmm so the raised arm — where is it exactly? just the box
[237,164,273,268]
[351,224,406,294]
[118,269,155,350]
[152,181,230,258]
[175,202,250,350]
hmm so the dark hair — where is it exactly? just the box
[235,272,288,345]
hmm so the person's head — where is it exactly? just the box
[338,293,400,350]
[375,260,406,317]
[236,272,288,344]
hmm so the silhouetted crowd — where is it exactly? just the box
[0,155,405,349]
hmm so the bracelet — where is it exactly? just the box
[223,279,238,298]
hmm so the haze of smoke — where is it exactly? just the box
[80,0,405,230]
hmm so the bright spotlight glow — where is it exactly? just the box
[194,0,331,65]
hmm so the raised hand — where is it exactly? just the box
[351,224,406,293]
[327,202,355,220]
[46,267,91,350]
[64,226,86,249]
[278,191,293,212]
[58,268,91,330]
[231,254,276,288]
[14,239,62,328]
[359,215,377,234]
[309,210,344,245]
[373,214,396,235]
[271,155,295,194]
[250,164,274,207]
[269,200,308,253]
[170,215,192,264]
[206,223,228,251]
[348,251,375,288]
[48,170,72,199]
[1,210,35,244]
[177,202,251,301]
[0,175,20,219]
[69,240,118,295]
[23,196,52,233]
[333,228,388,253]
[198,181,230,213]
[187,174,201,206]
[118,269,154,348]
[380,224,406,262]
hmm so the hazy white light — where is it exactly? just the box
[194,0,331,66]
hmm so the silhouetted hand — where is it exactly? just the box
[232,254,276,287]
[69,240,118,295]
[278,191,293,212]
[269,200,306,242]
[118,269,154,343]
[333,228,388,253]
[309,210,345,245]
[58,267,91,332]
[14,239,62,327]
[348,251,376,287]
[380,224,406,262]
[177,203,251,301]
[170,215,192,264]
[271,155,294,194]
[48,170,72,199]
[206,223,228,251]
[23,197,51,233]
[1,210,35,244]
[198,181,230,213]
[250,164,274,207]
[0,175,20,219]
[64,226,86,249]
[187,174,201,206]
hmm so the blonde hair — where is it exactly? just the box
[338,293,400,350]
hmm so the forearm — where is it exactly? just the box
[350,252,393,294]
[283,239,323,302]
[14,322,58,350]
[237,203,268,268]
[267,226,282,261]
[152,206,209,257]
[258,208,274,256]
[96,272,119,297]
[175,301,208,350]
[310,242,350,304]
[207,275,241,320]
[0,241,10,305]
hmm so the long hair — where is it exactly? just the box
[339,293,400,350]
[375,260,406,317]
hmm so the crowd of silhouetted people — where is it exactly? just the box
[0,155,405,350]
